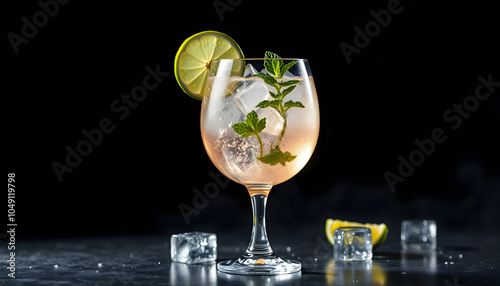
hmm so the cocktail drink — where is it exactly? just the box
[200,56,319,274]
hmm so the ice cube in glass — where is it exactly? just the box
[243,63,258,78]
[401,220,437,250]
[171,232,217,264]
[233,78,271,115]
[333,227,373,261]
[257,108,284,137]
[221,136,260,174]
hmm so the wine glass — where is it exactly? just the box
[200,58,320,275]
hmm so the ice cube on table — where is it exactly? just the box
[401,220,437,250]
[243,63,259,77]
[334,227,373,261]
[233,78,271,114]
[171,232,217,264]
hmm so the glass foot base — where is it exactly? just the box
[217,256,301,275]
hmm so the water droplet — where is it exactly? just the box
[402,271,407,275]
[54,265,59,268]
[450,262,455,265]
[129,254,134,258]
[158,262,161,264]
[98,263,103,267]
[291,253,295,257]
[29,266,32,269]
[444,262,448,265]
[448,255,453,259]
[458,254,463,259]
[286,246,291,252]
[314,258,318,262]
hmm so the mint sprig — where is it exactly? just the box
[232,111,266,157]
[254,52,304,143]
[231,52,305,167]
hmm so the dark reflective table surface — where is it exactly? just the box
[5,231,499,285]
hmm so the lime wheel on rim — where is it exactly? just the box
[174,31,244,100]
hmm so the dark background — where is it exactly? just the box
[4,0,499,241]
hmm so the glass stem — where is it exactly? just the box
[244,185,274,258]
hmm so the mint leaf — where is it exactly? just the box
[278,79,300,87]
[245,110,259,127]
[269,91,279,99]
[257,146,297,166]
[256,100,281,111]
[284,100,305,112]
[255,117,267,133]
[232,122,254,137]
[232,111,265,137]
[280,85,297,98]
[264,51,283,77]
[254,72,277,86]
[279,61,296,78]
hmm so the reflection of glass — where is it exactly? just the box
[218,271,301,285]
[201,59,320,275]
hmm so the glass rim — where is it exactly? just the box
[212,58,308,62]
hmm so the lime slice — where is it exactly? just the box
[174,31,244,100]
[325,218,388,250]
